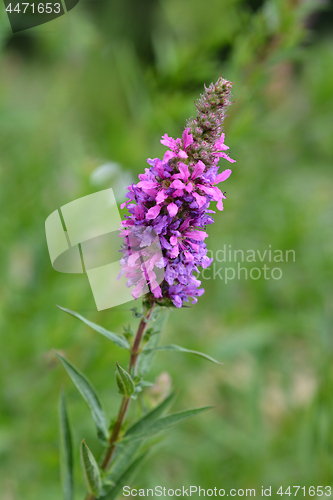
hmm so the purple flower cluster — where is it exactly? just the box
[119,77,235,308]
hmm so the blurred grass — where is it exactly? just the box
[1,0,333,498]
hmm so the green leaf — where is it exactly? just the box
[137,309,170,377]
[106,392,177,486]
[102,454,147,500]
[122,406,213,442]
[57,306,130,350]
[55,352,108,445]
[107,440,142,485]
[80,440,102,497]
[142,344,222,364]
[115,363,135,398]
[130,307,143,319]
[59,390,74,500]
[126,391,178,438]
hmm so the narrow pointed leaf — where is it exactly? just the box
[142,344,222,364]
[115,363,135,397]
[80,440,102,497]
[126,391,178,437]
[57,306,130,350]
[56,352,108,445]
[59,391,74,500]
[106,392,178,485]
[102,454,148,500]
[107,440,142,485]
[122,406,213,442]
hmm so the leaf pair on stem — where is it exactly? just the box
[56,305,220,499]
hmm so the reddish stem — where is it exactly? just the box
[84,303,155,500]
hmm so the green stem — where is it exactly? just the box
[100,395,130,470]
[84,302,155,500]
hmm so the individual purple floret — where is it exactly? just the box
[119,77,235,308]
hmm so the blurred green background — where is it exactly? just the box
[1,0,333,498]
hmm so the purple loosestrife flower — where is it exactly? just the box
[119,77,235,308]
